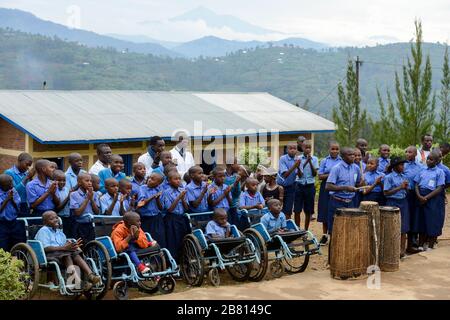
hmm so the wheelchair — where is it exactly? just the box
[180,211,263,287]
[10,217,108,300]
[89,216,179,300]
[244,219,321,279]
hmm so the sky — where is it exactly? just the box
[0,0,449,46]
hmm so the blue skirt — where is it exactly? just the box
[164,214,192,261]
[386,198,409,234]
[407,190,420,233]
[416,189,445,237]
[327,196,354,234]
[317,180,329,223]
[141,214,167,249]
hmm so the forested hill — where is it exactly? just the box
[0,28,447,118]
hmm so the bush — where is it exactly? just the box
[238,146,271,172]
[368,145,406,159]
[0,249,26,300]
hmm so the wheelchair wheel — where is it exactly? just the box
[270,260,284,278]
[158,276,175,294]
[244,228,268,282]
[10,243,39,300]
[113,281,128,300]
[137,253,167,294]
[208,268,220,287]
[83,240,112,300]
[283,238,310,274]
[226,243,253,282]
[181,234,205,287]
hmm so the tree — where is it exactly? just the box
[370,88,398,146]
[332,60,367,146]
[435,45,450,143]
[378,20,435,147]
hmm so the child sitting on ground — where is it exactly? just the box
[261,199,288,234]
[111,211,158,275]
[205,208,231,239]
[35,210,101,290]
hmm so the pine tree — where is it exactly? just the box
[435,45,450,143]
[371,88,398,146]
[332,60,367,146]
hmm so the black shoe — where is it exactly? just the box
[319,235,328,246]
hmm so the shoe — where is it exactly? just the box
[406,247,421,254]
[422,243,429,251]
[88,273,101,285]
[319,235,328,246]
[147,240,158,247]
[138,263,150,274]
[417,246,424,251]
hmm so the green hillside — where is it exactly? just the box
[0,28,447,119]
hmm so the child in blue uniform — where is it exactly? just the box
[162,171,191,261]
[205,208,231,239]
[98,155,126,194]
[65,153,86,191]
[224,159,243,228]
[54,170,73,238]
[353,148,366,207]
[404,146,424,252]
[383,156,409,257]
[277,142,301,220]
[260,199,288,234]
[26,159,59,216]
[317,142,341,244]
[239,178,265,210]
[377,144,391,173]
[100,179,121,216]
[362,158,385,204]
[70,173,100,245]
[0,174,26,251]
[326,147,362,234]
[130,162,147,198]
[293,140,318,230]
[186,166,209,213]
[4,152,34,217]
[136,172,165,248]
[415,151,446,250]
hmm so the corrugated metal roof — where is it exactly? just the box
[0,90,335,144]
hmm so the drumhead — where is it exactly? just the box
[335,208,368,216]
[379,206,400,213]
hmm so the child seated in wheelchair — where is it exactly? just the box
[34,211,101,290]
[205,208,232,240]
[111,211,158,275]
[260,199,289,234]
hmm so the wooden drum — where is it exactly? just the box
[379,206,401,272]
[330,208,370,280]
[359,201,381,267]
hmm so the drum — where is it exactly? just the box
[379,206,401,272]
[359,201,381,266]
[330,208,370,280]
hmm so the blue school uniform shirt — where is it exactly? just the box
[277,154,299,187]
[137,185,162,216]
[205,220,230,238]
[364,170,385,193]
[65,167,86,191]
[224,173,242,209]
[26,178,56,211]
[327,161,361,199]
[297,155,319,185]
[239,191,265,208]
[261,212,287,233]
[98,168,127,194]
[186,181,209,213]
[383,172,408,199]
[437,163,450,185]
[0,188,21,221]
[404,160,424,190]
[162,186,186,215]
[318,155,342,175]
[414,166,446,191]
[70,189,100,223]
[130,177,146,197]
[35,225,67,247]
[4,165,29,204]
[377,157,390,173]
[208,183,230,210]
[100,193,120,216]
[56,186,70,218]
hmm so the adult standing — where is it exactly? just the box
[170,136,195,177]
[415,134,433,165]
[89,144,112,175]
[138,136,165,178]
[297,136,306,153]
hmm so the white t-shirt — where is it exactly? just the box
[415,149,431,165]
[89,160,109,175]
[138,151,162,178]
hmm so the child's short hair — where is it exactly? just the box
[123,211,140,225]
[213,208,227,219]
[35,159,50,172]
[164,163,177,176]
[0,174,13,188]
[211,165,226,176]
[167,170,180,180]
[67,153,82,163]
[105,178,118,187]
[119,179,131,188]
[90,173,100,183]
[110,154,123,163]
[18,152,33,162]
[183,172,191,184]
[267,199,281,208]
[53,170,65,179]
[77,172,91,182]
[246,177,259,187]
[133,162,145,172]
[188,165,203,176]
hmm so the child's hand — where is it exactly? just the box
[87,187,94,200]
[224,185,233,195]
[209,187,217,194]
[155,191,163,198]
[256,204,264,210]
[119,194,125,203]
[138,200,146,207]
[401,181,409,189]
[180,190,187,198]
[7,190,14,200]
[49,182,57,194]
[294,159,302,168]
[375,176,383,185]
[345,186,357,192]
[202,183,209,192]
[418,195,427,204]
[130,225,140,239]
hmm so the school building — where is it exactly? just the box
[0,90,335,174]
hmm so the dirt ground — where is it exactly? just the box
[34,196,450,300]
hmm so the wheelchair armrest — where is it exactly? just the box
[230,225,241,238]
[145,232,153,242]
[192,229,208,250]
[27,240,47,266]
[286,219,299,231]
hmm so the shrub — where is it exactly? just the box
[238,146,270,172]
[0,249,26,300]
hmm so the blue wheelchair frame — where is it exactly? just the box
[17,217,105,297]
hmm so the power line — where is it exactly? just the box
[310,74,347,110]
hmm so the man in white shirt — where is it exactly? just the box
[88,144,112,175]
[170,136,195,177]
[415,134,433,165]
[138,136,165,178]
